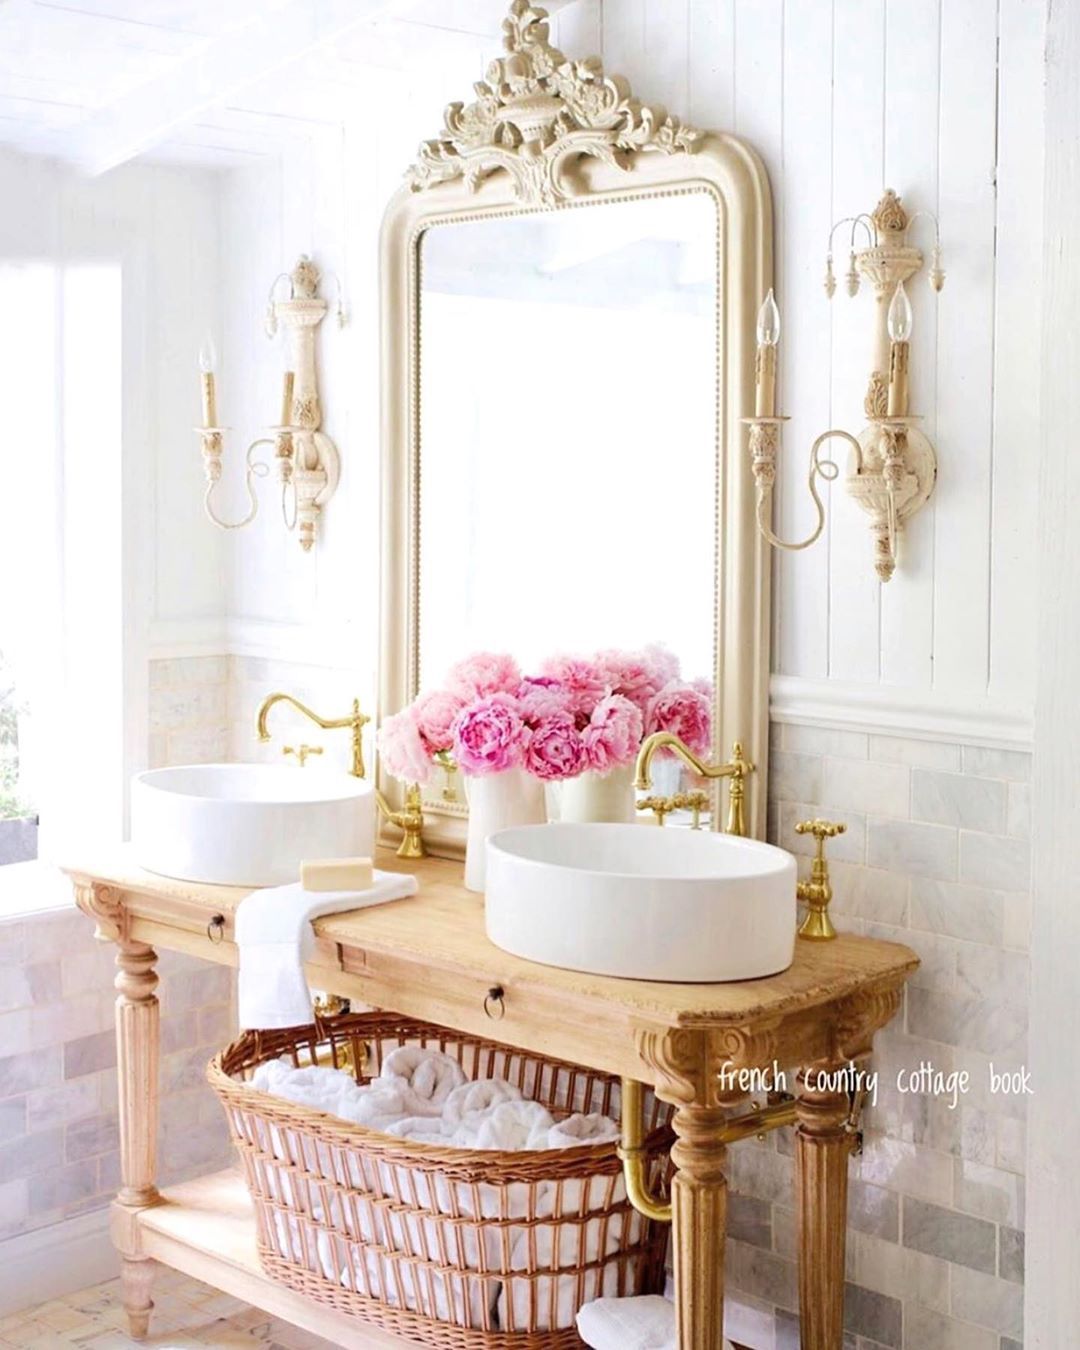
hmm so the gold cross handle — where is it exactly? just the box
[283,743,323,768]
[794,818,847,941]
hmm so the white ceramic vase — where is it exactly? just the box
[558,764,636,824]
[464,767,546,893]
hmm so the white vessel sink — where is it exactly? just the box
[485,823,797,983]
[131,764,376,887]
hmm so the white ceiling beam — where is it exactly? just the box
[55,0,417,176]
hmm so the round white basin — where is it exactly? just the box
[131,764,376,887]
[485,823,797,982]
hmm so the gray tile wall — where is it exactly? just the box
[731,723,1031,1349]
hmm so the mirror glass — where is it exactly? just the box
[416,191,719,699]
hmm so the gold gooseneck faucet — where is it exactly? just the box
[633,732,755,837]
[256,692,425,858]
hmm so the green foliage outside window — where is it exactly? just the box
[0,648,31,820]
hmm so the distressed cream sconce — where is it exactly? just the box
[196,255,343,552]
[746,189,945,581]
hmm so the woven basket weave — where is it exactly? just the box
[208,1011,673,1348]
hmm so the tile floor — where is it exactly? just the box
[0,1268,338,1349]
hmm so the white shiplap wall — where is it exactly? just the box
[208,0,1043,742]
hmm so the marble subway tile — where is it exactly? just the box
[996,1116,1026,1175]
[769,750,822,804]
[166,964,234,1011]
[869,735,962,771]
[907,880,1009,945]
[847,1178,900,1241]
[949,1267,1023,1337]
[0,1179,28,1240]
[149,683,227,733]
[65,1114,119,1162]
[0,1127,63,1185]
[911,770,1007,833]
[26,1076,100,1131]
[726,1240,797,1312]
[0,1096,26,1137]
[867,818,958,882]
[29,992,111,1049]
[26,1158,98,1213]
[1005,782,1030,840]
[904,1303,997,1350]
[0,961,61,1012]
[149,656,228,688]
[855,1136,954,1206]
[958,833,1031,893]
[727,1192,772,1249]
[953,1159,1024,1227]
[827,862,908,926]
[903,1197,997,1275]
[0,1046,61,1096]
[63,1029,116,1079]
[961,747,1031,782]
[165,726,229,764]
[781,724,869,759]
[728,1141,796,1206]
[998,1226,1024,1284]
[906,988,1027,1057]
[851,1231,950,1314]
[197,1001,235,1043]
[1001,892,1032,952]
[842,1280,902,1348]
[822,758,911,819]
[954,947,1028,1001]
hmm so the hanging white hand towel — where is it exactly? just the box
[235,871,417,1030]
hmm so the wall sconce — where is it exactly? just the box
[746,190,945,581]
[196,255,344,552]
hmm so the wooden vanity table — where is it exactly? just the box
[66,847,917,1350]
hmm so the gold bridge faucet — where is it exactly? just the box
[256,692,425,858]
[633,733,755,837]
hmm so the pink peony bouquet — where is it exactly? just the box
[377,644,713,785]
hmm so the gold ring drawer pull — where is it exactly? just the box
[207,914,225,944]
[483,985,505,1020]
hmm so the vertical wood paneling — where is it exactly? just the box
[687,0,734,132]
[989,0,1044,711]
[828,0,885,682]
[932,0,998,695]
[644,0,688,120]
[878,0,940,689]
[775,0,833,679]
[554,0,602,61]
[599,0,648,103]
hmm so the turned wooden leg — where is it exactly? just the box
[115,941,160,1337]
[121,1257,156,1340]
[795,1066,852,1350]
[670,1104,729,1350]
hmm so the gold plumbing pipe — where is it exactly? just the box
[617,1078,673,1224]
[618,1078,800,1223]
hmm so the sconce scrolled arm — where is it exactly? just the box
[748,423,860,553]
[202,435,273,531]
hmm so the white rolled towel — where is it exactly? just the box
[576,1296,736,1350]
[443,1078,523,1130]
[382,1114,448,1143]
[546,1113,620,1150]
[381,1045,467,1116]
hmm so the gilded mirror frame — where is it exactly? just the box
[378,1,773,857]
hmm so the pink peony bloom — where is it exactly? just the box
[447,652,522,701]
[583,694,644,774]
[646,682,713,757]
[538,654,607,719]
[516,677,571,724]
[452,693,526,775]
[378,708,433,785]
[524,712,588,781]
[412,688,465,753]
[690,676,714,699]
[595,648,665,715]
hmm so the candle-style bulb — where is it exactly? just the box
[198,333,218,375]
[887,282,913,342]
[756,289,781,346]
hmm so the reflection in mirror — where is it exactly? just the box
[417,192,718,697]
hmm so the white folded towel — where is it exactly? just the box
[235,871,417,1030]
[576,1296,735,1350]
[442,1078,523,1130]
[471,1100,556,1151]
[547,1112,621,1149]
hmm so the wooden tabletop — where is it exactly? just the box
[65,845,917,1033]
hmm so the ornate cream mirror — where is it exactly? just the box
[378,0,773,857]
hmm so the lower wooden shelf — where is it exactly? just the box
[133,1169,417,1349]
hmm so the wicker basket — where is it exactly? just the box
[209,1011,673,1348]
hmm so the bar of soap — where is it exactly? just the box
[300,857,374,893]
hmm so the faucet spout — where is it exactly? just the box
[633,732,755,836]
[256,692,369,779]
